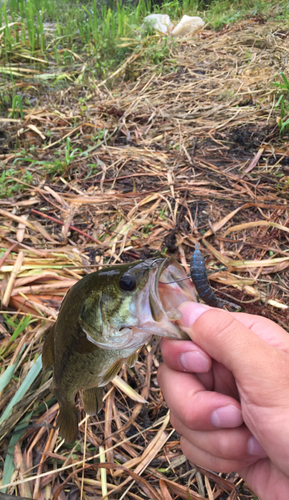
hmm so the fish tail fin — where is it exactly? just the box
[57,399,78,444]
[82,387,103,415]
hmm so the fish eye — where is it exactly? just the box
[119,274,137,292]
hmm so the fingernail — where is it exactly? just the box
[178,302,210,328]
[180,351,210,372]
[211,405,243,428]
[247,436,267,457]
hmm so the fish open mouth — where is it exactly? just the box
[156,257,197,316]
[136,257,198,341]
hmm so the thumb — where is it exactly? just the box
[177,302,289,404]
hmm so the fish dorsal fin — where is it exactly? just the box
[42,326,55,370]
[126,351,138,368]
[82,387,103,415]
[102,359,124,385]
[75,336,99,355]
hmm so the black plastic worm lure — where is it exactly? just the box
[190,244,222,308]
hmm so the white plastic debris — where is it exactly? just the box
[141,13,204,37]
[141,14,173,35]
[172,15,205,37]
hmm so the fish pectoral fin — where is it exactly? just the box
[82,387,103,415]
[102,359,124,385]
[42,326,55,370]
[126,351,138,368]
[57,400,78,444]
[75,336,99,355]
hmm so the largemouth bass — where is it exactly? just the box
[42,257,197,443]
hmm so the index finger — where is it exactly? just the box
[178,303,289,354]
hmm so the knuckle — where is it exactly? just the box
[182,408,194,430]
[196,309,240,344]
[156,363,165,388]
[217,435,232,458]
[181,391,203,430]
[170,412,181,433]
[160,338,171,359]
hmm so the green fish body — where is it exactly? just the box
[42,258,197,443]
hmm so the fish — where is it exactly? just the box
[42,257,197,443]
[190,244,222,308]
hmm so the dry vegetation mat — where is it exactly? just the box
[1,17,289,500]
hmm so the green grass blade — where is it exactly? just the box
[2,412,33,493]
[0,346,25,389]
[10,315,33,344]
[281,72,289,91]
[0,364,17,393]
[0,355,42,425]
[0,316,34,357]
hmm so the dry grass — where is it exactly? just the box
[1,17,289,500]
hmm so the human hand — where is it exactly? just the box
[157,302,289,500]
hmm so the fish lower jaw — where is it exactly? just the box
[133,319,189,340]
